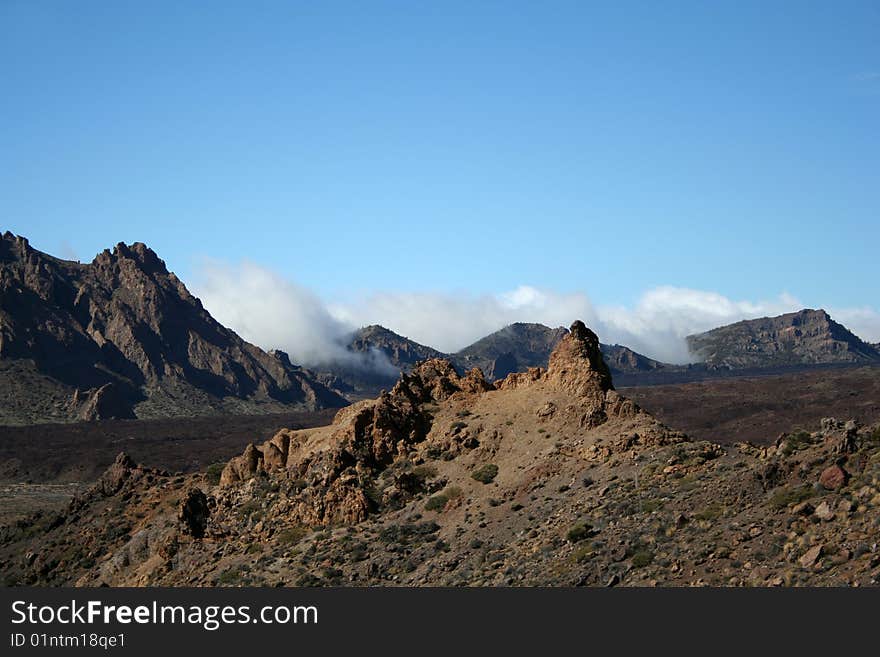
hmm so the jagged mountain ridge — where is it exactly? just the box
[333,322,666,393]
[337,311,880,396]
[0,232,346,423]
[686,309,880,369]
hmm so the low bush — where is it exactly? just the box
[277,526,308,546]
[425,486,462,512]
[471,464,499,484]
[631,550,654,568]
[204,462,225,485]
[769,484,815,509]
[566,522,592,543]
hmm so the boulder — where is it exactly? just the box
[819,465,848,491]
[178,488,210,538]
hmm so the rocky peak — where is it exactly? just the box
[0,231,32,262]
[269,349,293,367]
[0,234,347,422]
[547,320,614,396]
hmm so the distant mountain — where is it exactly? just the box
[0,232,347,424]
[600,344,667,375]
[451,323,569,379]
[349,325,445,369]
[686,309,880,369]
[329,322,669,393]
[309,326,446,399]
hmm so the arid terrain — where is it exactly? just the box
[3,236,880,587]
[623,365,880,445]
[2,322,879,587]
[0,409,336,524]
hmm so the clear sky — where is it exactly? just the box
[2,2,878,343]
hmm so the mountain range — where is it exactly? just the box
[324,310,879,395]
[2,232,879,425]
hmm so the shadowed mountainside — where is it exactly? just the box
[0,232,346,424]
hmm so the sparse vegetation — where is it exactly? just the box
[631,550,654,568]
[782,430,814,456]
[217,567,244,586]
[769,484,815,509]
[277,526,308,546]
[204,462,225,485]
[694,504,724,521]
[566,522,592,543]
[425,486,462,512]
[471,464,499,484]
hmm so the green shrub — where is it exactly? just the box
[205,462,225,485]
[631,550,654,568]
[782,430,814,456]
[471,464,499,484]
[571,546,595,563]
[425,486,462,512]
[217,567,243,586]
[694,504,724,521]
[238,500,263,520]
[277,526,308,546]
[566,522,592,543]
[769,484,815,509]
[639,498,663,513]
[411,464,437,480]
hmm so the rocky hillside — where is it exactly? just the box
[686,309,880,369]
[4,320,878,587]
[0,232,346,424]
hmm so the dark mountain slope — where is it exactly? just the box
[0,232,346,424]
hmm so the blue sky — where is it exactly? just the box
[2,2,879,355]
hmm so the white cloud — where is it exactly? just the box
[192,259,393,373]
[596,287,804,362]
[827,306,880,344]
[190,260,880,369]
[329,285,599,353]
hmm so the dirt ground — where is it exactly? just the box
[623,365,880,445]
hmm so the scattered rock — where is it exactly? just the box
[819,465,848,491]
[814,500,835,522]
[799,544,823,568]
[791,501,814,515]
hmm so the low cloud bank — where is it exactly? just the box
[192,261,880,368]
[193,260,396,374]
